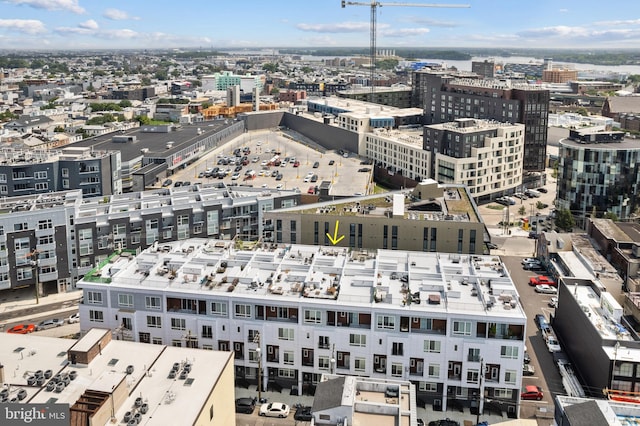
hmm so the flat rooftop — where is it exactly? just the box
[1,331,233,425]
[307,97,423,118]
[0,146,115,166]
[559,136,640,150]
[70,121,232,162]
[84,238,525,319]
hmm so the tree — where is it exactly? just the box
[262,63,278,73]
[141,77,151,86]
[603,211,619,221]
[54,126,65,133]
[136,115,151,125]
[201,102,212,109]
[376,58,399,70]
[555,209,575,232]
[536,201,547,210]
[575,107,589,116]
[300,66,313,74]
[270,87,280,95]
[118,100,132,108]
[518,206,526,216]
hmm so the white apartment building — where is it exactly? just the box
[78,239,527,417]
[364,129,430,182]
[424,119,525,202]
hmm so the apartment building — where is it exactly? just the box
[264,181,491,254]
[557,128,639,227]
[413,69,549,172]
[0,146,121,198]
[78,239,527,417]
[0,185,299,294]
[363,128,428,182]
[553,277,640,397]
[424,119,525,202]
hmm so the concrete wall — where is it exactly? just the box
[240,111,360,154]
[193,353,236,426]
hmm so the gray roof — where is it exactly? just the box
[563,400,609,426]
[605,96,640,114]
[6,115,53,127]
[70,121,231,162]
[312,377,346,412]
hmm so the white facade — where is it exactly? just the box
[78,239,527,415]
[364,129,430,182]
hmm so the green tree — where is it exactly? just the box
[136,115,151,125]
[376,58,399,70]
[262,63,278,73]
[201,102,212,109]
[555,209,575,232]
[518,206,526,216]
[271,87,280,95]
[118,100,132,108]
[300,66,313,74]
[155,69,168,80]
[603,211,619,221]
[54,126,65,133]
[536,201,546,210]
[575,107,589,116]
[141,77,151,86]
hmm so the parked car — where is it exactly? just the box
[523,351,531,364]
[36,318,64,331]
[428,419,460,426]
[537,187,548,193]
[67,313,80,324]
[7,324,35,334]
[529,275,556,287]
[523,364,535,376]
[521,258,539,265]
[161,179,172,187]
[313,161,319,168]
[329,160,335,165]
[523,262,545,271]
[548,297,558,308]
[521,385,543,401]
[546,334,561,352]
[307,186,315,194]
[486,242,498,250]
[294,406,312,421]
[259,402,290,418]
[235,397,256,414]
[535,284,558,294]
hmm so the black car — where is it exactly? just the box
[293,406,312,421]
[234,165,243,172]
[524,351,531,364]
[537,187,548,193]
[275,174,283,181]
[358,168,371,172]
[329,160,335,165]
[162,179,172,187]
[173,181,182,187]
[313,161,319,168]
[428,419,460,426]
[486,242,498,250]
[235,397,256,414]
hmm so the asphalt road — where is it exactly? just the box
[502,255,562,422]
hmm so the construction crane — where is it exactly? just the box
[341,0,470,100]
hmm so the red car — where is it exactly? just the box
[307,186,315,194]
[529,275,556,287]
[7,324,35,334]
[521,385,543,401]
[293,161,300,167]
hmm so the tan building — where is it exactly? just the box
[265,180,491,253]
[542,68,578,83]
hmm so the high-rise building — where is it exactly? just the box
[413,69,549,172]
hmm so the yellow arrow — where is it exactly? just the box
[326,220,345,245]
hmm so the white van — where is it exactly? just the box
[525,189,541,198]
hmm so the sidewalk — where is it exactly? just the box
[0,287,82,326]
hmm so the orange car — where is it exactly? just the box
[6,324,35,334]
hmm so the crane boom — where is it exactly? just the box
[341,0,469,100]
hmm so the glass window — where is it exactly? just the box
[118,293,133,307]
[424,340,441,353]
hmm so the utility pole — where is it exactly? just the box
[254,332,262,402]
[476,358,484,426]
[28,250,40,304]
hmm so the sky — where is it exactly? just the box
[0,0,640,51]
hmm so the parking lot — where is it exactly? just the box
[161,129,373,196]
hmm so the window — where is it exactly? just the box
[420,382,438,392]
[152,337,163,345]
[38,219,52,230]
[34,171,47,180]
[500,346,518,359]
[278,368,296,379]
[210,301,228,316]
[504,370,517,385]
[304,309,321,324]
[377,314,395,330]
[35,182,48,191]
[318,356,330,370]
[235,304,251,318]
[146,316,162,328]
[202,325,213,339]
[615,363,634,377]
[391,363,403,377]
[468,348,480,362]
[428,364,440,378]
[349,334,366,347]
[118,293,133,307]
[392,342,404,356]
[247,329,259,342]
[87,291,103,305]
[16,268,33,281]
[354,357,366,372]
[278,328,294,341]
[89,310,104,322]
[171,318,186,331]
[494,388,511,398]
[283,351,294,365]
[453,320,472,336]
[424,340,441,353]
[467,369,479,384]
[145,296,161,310]
[318,336,330,349]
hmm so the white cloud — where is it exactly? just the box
[595,18,640,26]
[517,25,590,39]
[6,0,85,14]
[102,8,140,21]
[0,19,46,34]
[78,19,98,30]
[559,8,568,13]
[296,21,371,33]
[404,17,458,28]
[381,27,429,37]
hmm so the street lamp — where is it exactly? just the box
[475,358,485,426]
